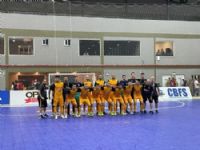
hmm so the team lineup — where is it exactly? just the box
[38,72,160,119]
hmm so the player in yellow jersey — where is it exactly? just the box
[79,85,92,116]
[95,75,105,86]
[101,84,113,115]
[84,76,93,88]
[66,85,78,117]
[111,85,126,115]
[133,80,144,114]
[94,75,105,115]
[83,76,93,115]
[123,82,134,114]
[53,76,65,119]
[108,75,118,87]
[91,85,104,116]
[108,75,119,114]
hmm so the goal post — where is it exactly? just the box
[48,72,96,86]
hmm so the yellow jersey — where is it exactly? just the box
[102,86,112,99]
[92,87,101,98]
[80,88,91,99]
[67,89,77,99]
[112,87,123,97]
[133,85,142,97]
[84,81,93,88]
[54,82,64,97]
[108,79,118,86]
[95,79,105,86]
[124,85,133,96]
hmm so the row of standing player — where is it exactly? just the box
[38,72,159,119]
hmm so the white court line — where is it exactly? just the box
[157,101,185,110]
[0,101,186,117]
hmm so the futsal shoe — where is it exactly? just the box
[38,113,42,118]
[64,115,68,119]
[140,111,144,114]
[123,113,127,116]
[121,112,127,116]
[117,112,121,115]
[44,114,49,118]
[55,115,58,119]
[40,115,46,119]
[61,115,65,119]
[88,112,94,117]
[112,112,117,116]
[90,112,94,117]
[149,111,154,114]
[143,110,147,114]
[130,112,134,115]
[155,110,159,113]
[76,113,81,117]
[100,112,104,116]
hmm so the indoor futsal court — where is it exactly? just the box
[0,0,200,150]
[1,100,200,150]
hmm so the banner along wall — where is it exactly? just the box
[159,87,192,101]
[10,90,40,107]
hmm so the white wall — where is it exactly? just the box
[2,13,200,35]
[8,37,101,65]
[0,56,5,64]
[3,13,200,65]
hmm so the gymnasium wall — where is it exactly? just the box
[155,38,200,65]
[2,13,200,34]
[8,37,101,65]
[1,13,200,66]
[0,12,200,89]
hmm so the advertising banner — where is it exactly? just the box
[159,87,192,101]
[10,90,40,106]
[0,90,10,104]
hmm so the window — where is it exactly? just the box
[79,40,100,56]
[155,41,173,56]
[0,37,4,54]
[9,37,33,55]
[64,39,71,47]
[42,39,49,46]
[104,40,140,56]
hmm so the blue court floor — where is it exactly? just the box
[0,100,200,150]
